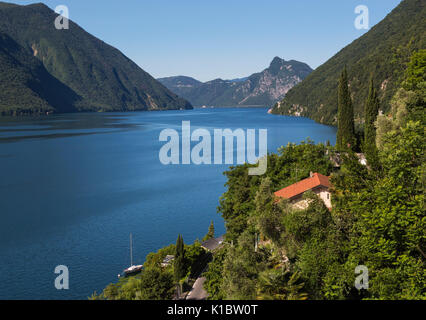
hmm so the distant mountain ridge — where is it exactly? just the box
[158,57,312,107]
[157,76,203,99]
[272,0,425,125]
[0,2,192,115]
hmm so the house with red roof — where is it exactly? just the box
[274,172,332,210]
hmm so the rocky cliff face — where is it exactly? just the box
[158,57,312,107]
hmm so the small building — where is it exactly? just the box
[326,150,367,168]
[326,150,342,169]
[274,172,332,210]
[201,235,224,252]
[356,153,367,166]
[161,255,175,267]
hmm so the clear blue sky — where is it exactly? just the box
[9,0,401,81]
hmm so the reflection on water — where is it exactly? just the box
[0,113,142,142]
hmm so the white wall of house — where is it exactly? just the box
[317,187,332,209]
[291,198,311,210]
[289,187,332,210]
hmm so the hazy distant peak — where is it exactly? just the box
[158,57,313,107]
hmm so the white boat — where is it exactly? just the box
[123,264,143,276]
[119,233,143,278]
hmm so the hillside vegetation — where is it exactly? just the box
[272,0,425,125]
[91,3,425,299]
[0,2,192,115]
[204,49,425,300]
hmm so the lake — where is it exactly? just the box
[0,107,336,299]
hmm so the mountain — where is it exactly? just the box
[158,57,312,107]
[228,77,249,83]
[271,0,425,125]
[0,32,79,114]
[156,76,203,98]
[0,2,192,116]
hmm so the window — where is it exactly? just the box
[327,193,330,199]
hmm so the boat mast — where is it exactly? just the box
[130,233,133,267]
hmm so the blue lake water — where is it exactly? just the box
[0,107,336,299]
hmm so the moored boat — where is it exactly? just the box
[118,233,143,278]
[123,264,143,276]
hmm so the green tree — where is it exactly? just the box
[204,246,227,300]
[174,234,186,281]
[185,241,207,277]
[403,49,426,123]
[138,268,175,300]
[403,49,426,92]
[351,120,425,299]
[203,221,215,241]
[222,230,264,299]
[363,77,380,170]
[376,50,425,150]
[257,269,307,300]
[254,177,284,244]
[336,67,355,150]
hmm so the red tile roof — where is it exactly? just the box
[274,173,331,200]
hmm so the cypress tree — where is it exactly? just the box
[363,77,380,169]
[203,221,215,241]
[336,67,355,150]
[174,234,186,281]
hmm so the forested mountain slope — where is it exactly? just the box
[0,2,192,115]
[272,0,425,125]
